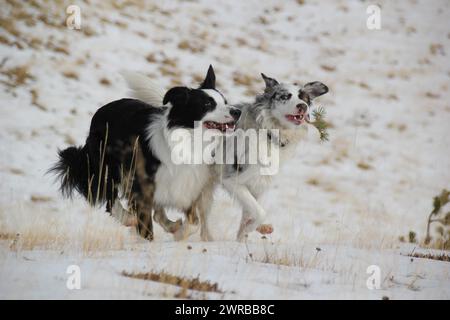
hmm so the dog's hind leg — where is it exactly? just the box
[131,144,155,241]
[130,179,154,240]
[197,184,214,241]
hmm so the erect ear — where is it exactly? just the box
[301,81,329,100]
[261,73,279,90]
[163,87,190,106]
[200,65,216,89]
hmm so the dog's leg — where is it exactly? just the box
[236,210,253,241]
[173,204,200,241]
[223,180,269,241]
[197,185,214,241]
[153,206,182,234]
[130,177,154,241]
[110,199,138,227]
[132,143,155,241]
[105,180,136,227]
[134,199,153,241]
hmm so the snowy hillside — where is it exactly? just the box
[0,0,449,299]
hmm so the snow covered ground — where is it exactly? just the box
[1,0,449,299]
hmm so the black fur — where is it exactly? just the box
[50,98,162,210]
[166,88,218,129]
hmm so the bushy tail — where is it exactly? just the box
[120,71,165,106]
[49,146,91,200]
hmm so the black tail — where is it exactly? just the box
[49,146,91,200]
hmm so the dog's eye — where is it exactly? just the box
[280,93,292,101]
[205,98,215,109]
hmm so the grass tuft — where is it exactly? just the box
[121,270,222,293]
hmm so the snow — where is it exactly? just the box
[1,0,449,299]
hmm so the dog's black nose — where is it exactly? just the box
[296,104,307,112]
[230,108,241,120]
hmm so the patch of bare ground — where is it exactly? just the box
[407,252,450,262]
[1,65,34,87]
[121,271,222,293]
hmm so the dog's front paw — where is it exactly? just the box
[123,215,138,227]
[167,218,183,234]
[256,224,273,235]
[173,221,200,241]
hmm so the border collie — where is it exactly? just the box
[125,72,328,241]
[50,65,240,241]
[217,74,328,240]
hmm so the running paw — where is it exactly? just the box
[256,224,273,235]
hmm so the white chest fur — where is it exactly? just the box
[147,117,212,210]
[154,163,210,210]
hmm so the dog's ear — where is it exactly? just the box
[200,65,216,89]
[163,87,190,106]
[261,73,279,89]
[301,81,328,100]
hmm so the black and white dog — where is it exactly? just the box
[125,72,328,241]
[51,66,240,240]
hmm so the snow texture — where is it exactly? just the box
[0,0,449,299]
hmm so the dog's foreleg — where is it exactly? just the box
[236,210,253,241]
[173,204,200,241]
[222,181,267,241]
[153,206,183,234]
[111,199,138,227]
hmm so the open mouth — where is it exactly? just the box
[203,121,236,133]
[285,112,309,125]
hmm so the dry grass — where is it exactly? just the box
[0,17,21,38]
[30,195,52,202]
[0,203,130,253]
[306,177,320,186]
[407,252,450,262]
[62,70,79,80]
[8,167,25,175]
[2,65,34,86]
[99,77,111,86]
[178,40,205,53]
[245,244,323,270]
[158,65,178,77]
[357,161,372,170]
[30,88,47,111]
[232,72,258,86]
[320,64,336,72]
[121,270,222,293]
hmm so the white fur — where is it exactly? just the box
[146,112,212,211]
[271,84,310,129]
[120,71,166,107]
[201,89,235,124]
[220,126,308,239]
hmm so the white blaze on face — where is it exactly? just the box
[285,84,306,114]
[271,84,309,128]
[201,89,233,123]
